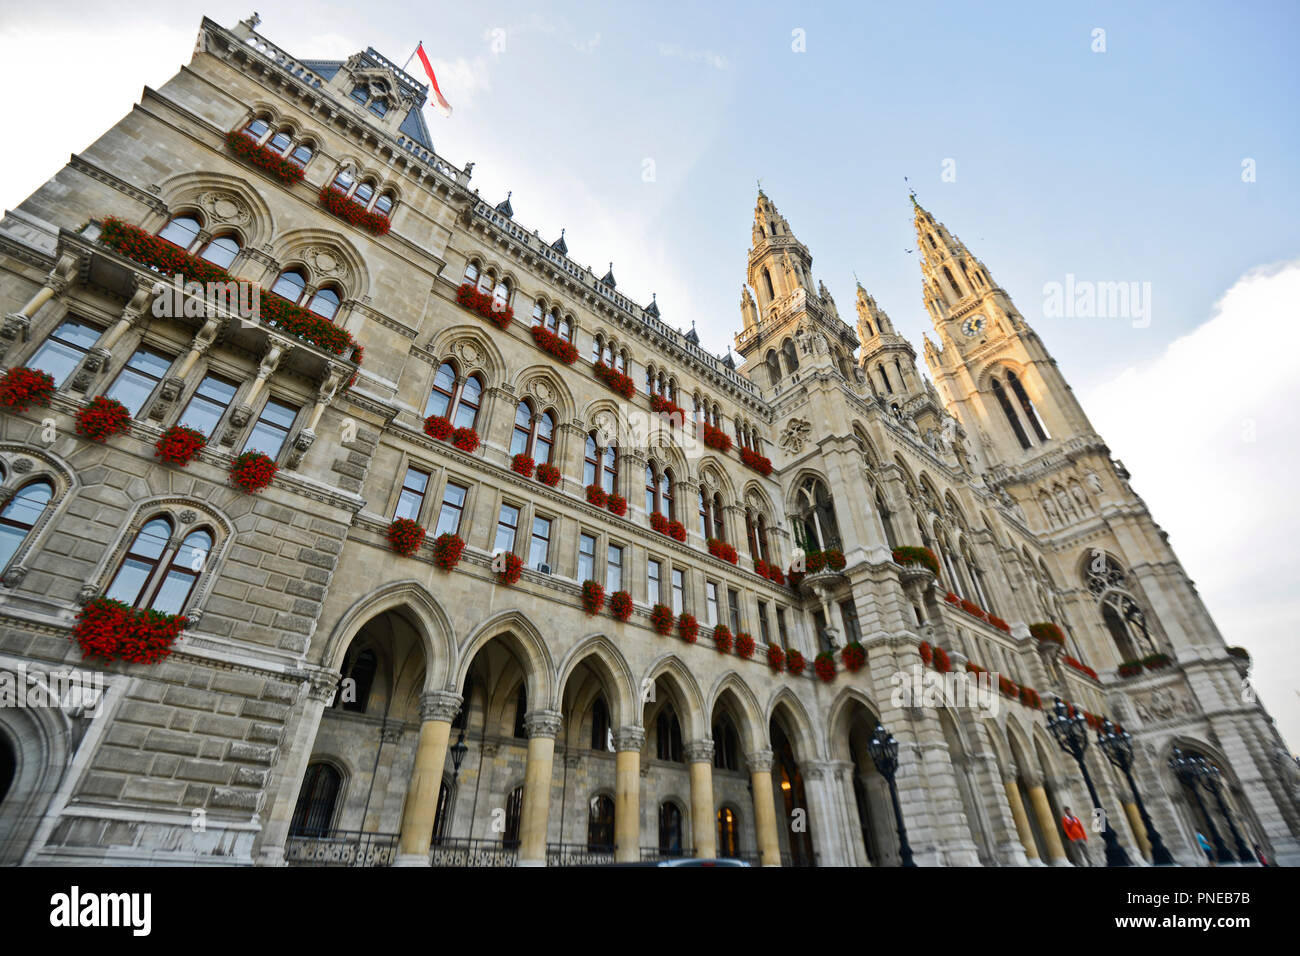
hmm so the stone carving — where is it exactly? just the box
[197,191,251,228]
[452,340,480,370]
[1086,471,1104,495]
[11,458,33,474]
[149,376,186,421]
[221,405,253,447]
[779,417,811,453]
[529,378,553,405]
[304,246,347,280]
[1071,483,1090,512]
[285,429,316,470]
[69,348,110,394]
[2,567,27,588]
[179,510,197,524]
[0,313,32,361]
[1133,686,1197,724]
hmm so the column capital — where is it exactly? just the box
[1021,768,1044,789]
[524,709,563,739]
[613,726,645,752]
[304,667,342,703]
[684,739,715,763]
[419,690,463,723]
[746,749,774,774]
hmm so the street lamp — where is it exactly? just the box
[866,723,916,867]
[1096,719,1174,865]
[1202,761,1254,864]
[450,728,468,783]
[1046,698,1131,867]
[1169,747,1230,864]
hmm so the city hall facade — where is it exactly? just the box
[0,15,1295,867]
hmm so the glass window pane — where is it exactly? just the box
[375,194,393,215]
[578,533,596,582]
[27,319,101,387]
[245,399,297,459]
[104,558,153,606]
[268,131,292,155]
[271,271,307,301]
[307,288,339,320]
[354,183,374,205]
[178,374,237,437]
[105,348,172,417]
[495,504,519,554]
[606,545,622,592]
[158,216,201,249]
[529,517,551,568]
[198,235,240,269]
[150,570,195,615]
[0,525,24,572]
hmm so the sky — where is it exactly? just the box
[1,1,1298,748]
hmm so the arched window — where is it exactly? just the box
[425,363,482,431]
[746,511,760,559]
[878,366,892,394]
[104,516,211,615]
[289,143,313,168]
[782,339,799,374]
[698,489,711,539]
[583,434,601,488]
[558,315,571,342]
[332,169,355,193]
[1007,371,1049,442]
[534,411,555,465]
[307,287,340,321]
[336,645,378,713]
[645,464,658,516]
[658,802,683,856]
[503,786,524,849]
[197,234,241,269]
[712,492,726,541]
[943,266,962,298]
[374,192,394,216]
[157,215,201,250]
[513,684,528,739]
[762,267,774,299]
[717,808,739,858]
[267,129,292,155]
[511,402,533,458]
[590,697,609,750]
[149,526,213,616]
[463,260,479,286]
[991,377,1032,449]
[656,710,683,762]
[104,516,172,608]
[353,181,375,206]
[587,794,614,851]
[271,269,308,302]
[243,117,270,141]
[756,514,771,562]
[795,477,841,551]
[712,718,740,771]
[289,763,341,837]
[0,480,54,573]
[660,468,674,520]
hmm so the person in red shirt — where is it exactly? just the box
[1061,807,1090,866]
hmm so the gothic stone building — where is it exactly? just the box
[0,15,1295,867]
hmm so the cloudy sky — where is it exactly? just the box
[2,1,1298,747]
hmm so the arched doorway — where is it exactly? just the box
[770,714,813,867]
[841,701,899,866]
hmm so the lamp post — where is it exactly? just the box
[1169,747,1230,864]
[1096,719,1174,865]
[1047,698,1131,866]
[866,723,915,867]
[1202,761,1254,864]
[449,728,468,783]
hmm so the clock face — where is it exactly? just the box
[962,314,986,337]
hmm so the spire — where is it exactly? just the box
[495,190,513,217]
[855,281,895,340]
[601,262,616,289]
[551,228,567,255]
[741,285,758,330]
[645,292,659,318]
[684,319,699,345]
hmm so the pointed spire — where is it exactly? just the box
[551,227,567,255]
[855,280,895,339]
[601,262,616,289]
[721,347,736,370]
[645,292,659,318]
[495,190,513,217]
[685,319,700,345]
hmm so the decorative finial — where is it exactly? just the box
[560,228,565,237]
[507,190,512,199]
[249,11,261,29]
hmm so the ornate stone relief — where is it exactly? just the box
[779,417,811,453]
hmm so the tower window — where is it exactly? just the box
[991,377,1032,449]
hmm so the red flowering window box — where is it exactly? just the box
[607,493,627,517]
[988,616,1011,633]
[451,427,480,453]
[456,283,513,330]
[707,538,738,564]
[650,604,674,635]
[593,362,636,399]
[72,596,187,665]
[511,453,535,477]
[701,422,733,452]
[229,451,277,494]
[814,652,837,683]
[0,367,56,413]
[582,579,605,616]
[944,591,960,605]
[530,325,580,365]
[1030,622,1066,645]
[319,186,391,236]
[786,649,806,676]
[496,552,523,585]
[99,217,231,287]
[933,646,951,673]
[536,463,561,487]
[1063,656,1099,680]
[1019,687,1042,709]
[767,644,786,672]
[609,590,633,622]
[959,598,988,621]
[677,613,698,643]
[739,447,773,476]
[255,287,359,356]
[75,395,131,442]
[649,393,686,425]
[667,520,686,542]
[711,624,733,654]
[841,642,866,672]
[1141,653,1172,671]
[433,533,465,571]
[424,415,453,441]
[891,546,941,578]
[386,518,427,556]
[586,484,609,507]
[919,641,933,665]
[735,632,756,659]
[999,675,1018,697]
[155,425,206,466]
[224,130,306,187]
[650,512,669,534]
[1117,660,1143,678]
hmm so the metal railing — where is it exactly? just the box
[639,846,695,862]
[284,829,399,867]
[428,837,518,867]
[546,843,615,867]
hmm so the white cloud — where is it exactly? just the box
[427,56,492,110]
[657,44,731,71]
[1084,258,1300,752]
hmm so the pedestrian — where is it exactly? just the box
[1196,831,1215,866]
[1061,806,1090,866]
[1253,843,1269,867]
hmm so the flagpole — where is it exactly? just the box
[400,42,421,75]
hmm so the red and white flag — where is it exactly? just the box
[415,42,453,117]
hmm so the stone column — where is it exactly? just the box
[747,749,781,867]
[1124,801,1152,861]
[685,740,717,858]
[1025,773,1070,865]
[1,251,81,361]
[518,710,562,866]
[613,726,645,862]
[394,690,462,865]
[802,759,847,866]
[1002,768,1040,864]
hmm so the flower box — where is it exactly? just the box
[891,545,940,578]
[433,533,465,571]
[667,520,686,542]
[1117,660,1144,678]
[1029,622,1066,645]
[318,186,391,236]
[456,282,513,330]
[650,604,674,635]
[229,451,277,493]
[988,616,1011,633]
[530,325,580,364]
[75,395,131,442]
[72,596,187,665]
[99,217,231,287]
[536,463,561,487]
[0,367,56,413]
[650,512,669,534]
[739,447,773,476]
[707,538,738,564]
[1019,686,1041,709]
[998,675,1018,697]
[607,493,627,517]
[1063,656,1099,680]
[1141,652,1172,671]
[258,289,358,356]
[944,591,959,605]
[767,644,786,672]
[593,362,636,399]
[224,130,305,186]
[933,646,951,673]
[735,632,755,659]
[586,484,609,508]
[677,613,698,643]
[754,559,786,586]
[424,415,453,441]
[959,598,988,621]
[711,624,733,654]
[841,642,866,672]
[496,551,523,585]
[451,427,480,453]
[786,649,806,675]
[581,579,605,615]
[919,641,933,665]
[814,652,837,683]
[701,422,732,452]
[386,518,426,556]
[649,393,686,426]
[511,453,535,477]
[609,590,633,622]
[155,425,206,466]
[803,549,845,573]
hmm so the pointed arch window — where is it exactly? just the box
[795,477,841,551]
[991,377,1032,449]
[713,718,740,771]
[271,269,308,302]
[698,489,712,539]
[712,492,726,541]
[512,684,527,739]
[425,362,482,431]
[290,763,341,837]
[243,117,271,141]
[1007,371,1049,442]
[158,215,202,250]
[762,267,774,299]
[588,794,614,851]
[717,807,739,858]
[656,710,683,762]
[336,645,378,713]
[307,287,340,321]
[591,696,610,750]
[658,801,684,856]
[104,516,213,615]
[0,479,54,574]
[782,339,799,374]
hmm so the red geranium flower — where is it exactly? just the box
[841,642,866,672]
[155,424,206,466]
[530,325,580,364]
[650,604,674,635]
[0,367,56,413]
[677,613,698,643]
[433,533,465,571]
[424,415,453,441]
[735,632,755,659]
[711,624,733,654]
[386,518,426,556]
[511,453,535,477]
[496,551,523,585]
[786,649,806,675]
[451,427,480,453]
[582,579,605,615]
[536,463,561,487]
[767,644,786,672]
[814,652,837,683]
[229,451,277,493]
[586,484,609,508]
[75,395,131,442]
[607,493,627,516]
[609,590,633,622]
